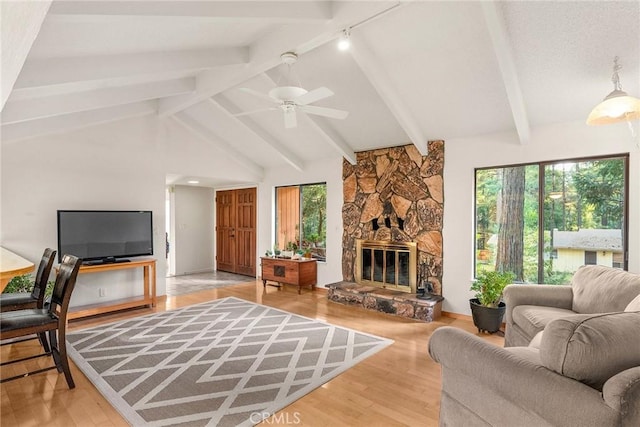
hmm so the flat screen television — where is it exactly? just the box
[57,210,153,264]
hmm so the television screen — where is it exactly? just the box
[57,210,153,263]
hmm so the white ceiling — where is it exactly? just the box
[2,1,639,187]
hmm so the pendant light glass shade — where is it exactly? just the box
[587,57,640,125]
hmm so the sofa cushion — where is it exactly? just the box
[625,294,640,312]
[571,265,640,314]
[511,305,575,339]
[540,311,640,391]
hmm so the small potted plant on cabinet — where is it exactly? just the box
[469,270,514,334]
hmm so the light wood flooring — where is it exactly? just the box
[1,279,503,426]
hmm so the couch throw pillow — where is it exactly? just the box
[540,312,640,391]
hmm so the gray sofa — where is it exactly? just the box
[429,310,640,427]
[503,265,640,347]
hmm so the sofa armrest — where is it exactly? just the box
[603,367,640,426]
[503,284,573,326]
[428,326,616,426]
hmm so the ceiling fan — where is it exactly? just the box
[235,52,349,129]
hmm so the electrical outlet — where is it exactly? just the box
[99,288,106,297]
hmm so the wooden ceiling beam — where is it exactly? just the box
[48,1,332,23]
[349,34,428,156]
[1,1,52,109]
[14,48,247,91]
[481,1,530,145]
[1,100,155,142]
[2,78,194,125]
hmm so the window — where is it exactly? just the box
[584,251,597,265]
[475,155,628,284]
[275,183,327,261]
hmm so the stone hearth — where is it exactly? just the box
[328,281,443,322]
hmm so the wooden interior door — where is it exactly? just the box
[216,190,236,273]
[216,188,256,276]
[235,188,256,276]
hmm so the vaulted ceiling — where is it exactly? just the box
[2,1,639,186]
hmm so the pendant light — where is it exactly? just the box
[587,57,640,125]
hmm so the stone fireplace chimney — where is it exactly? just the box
[342,142,444,295]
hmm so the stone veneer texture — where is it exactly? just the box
[342,141,444,294]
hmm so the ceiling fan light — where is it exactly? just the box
[268,86,307,101]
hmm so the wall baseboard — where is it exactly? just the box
[442,311,472,321]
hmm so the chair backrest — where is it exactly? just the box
[49,254,82,319]
[31,248,57,308]
[571,265,640,313]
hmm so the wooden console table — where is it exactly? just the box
[67,258,156,320]
[261,257,317,294]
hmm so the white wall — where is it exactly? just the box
[258,157,344,288]
[0,116,167,306]
[172,185,215,275]
[443,120,640,315]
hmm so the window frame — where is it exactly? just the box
[474,153,629,282]
[274,181,327,261]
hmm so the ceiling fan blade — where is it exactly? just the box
[238,87,277,103]
[300,104,349,120]
[284,109,297,128]
[294,87,334,105]
[233,107,278,117]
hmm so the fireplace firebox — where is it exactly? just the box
[355,240,417,293]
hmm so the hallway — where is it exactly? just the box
[166,271,254,296]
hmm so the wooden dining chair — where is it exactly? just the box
[0,254,82,389]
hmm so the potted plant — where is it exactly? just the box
[469,270,514,333]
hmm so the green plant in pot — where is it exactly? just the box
[4,274,55,297]
[469,270,514,334]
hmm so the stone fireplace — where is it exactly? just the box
[341,141,444,295]
[330,142,444,322]
[355,239,417,293]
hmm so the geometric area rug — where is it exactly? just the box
[67,297,393,426]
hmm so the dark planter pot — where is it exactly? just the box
[469,298,506,334]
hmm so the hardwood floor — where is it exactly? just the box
[0,279,503,426]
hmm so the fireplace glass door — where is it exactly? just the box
[356,240,416,293]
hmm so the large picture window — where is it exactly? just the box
[275,183,327,261]
[475,155,628,283]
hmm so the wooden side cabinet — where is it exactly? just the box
[260,257,317,294]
